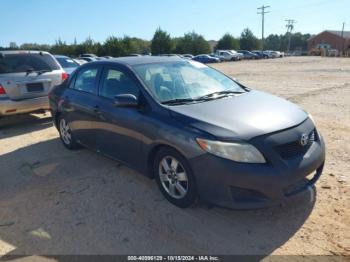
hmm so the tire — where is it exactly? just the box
[58,116,81,150]
[154,147,197,208]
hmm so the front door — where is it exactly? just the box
[94,66,144,167]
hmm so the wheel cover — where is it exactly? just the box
[159,156,189,199]
[59,118,72,145]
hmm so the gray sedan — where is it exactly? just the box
[49,57,325,209]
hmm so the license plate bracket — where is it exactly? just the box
[27,83,44,92]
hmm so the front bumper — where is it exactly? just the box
[0,96,49,116]
[190,119,326,209]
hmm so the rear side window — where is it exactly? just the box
[72,67,98,94]
[0,53,60,74]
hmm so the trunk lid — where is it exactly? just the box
[0,70,63,100]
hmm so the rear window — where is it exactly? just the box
[0,53,60,74]
[56,57,79,68]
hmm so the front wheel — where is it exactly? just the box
[58,116,81,150]
[154,148,197,208]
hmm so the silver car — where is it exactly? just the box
[0,50,66,117]
[54,55,80,75]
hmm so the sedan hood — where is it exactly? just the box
[169,90,307,140]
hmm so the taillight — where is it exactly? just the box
[0,84,6,95]
[62,72,69,81]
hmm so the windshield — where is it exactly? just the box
[133,61,245,104]
[56,57,79,68]
[0,53,60,74]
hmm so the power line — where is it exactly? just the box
[257,5,270,50]
[341,22,345,55]
[285,19,297,53]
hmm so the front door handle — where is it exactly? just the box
[93,105,101,114]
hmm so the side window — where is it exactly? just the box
[100,68,139,99]
[73,67,98,94]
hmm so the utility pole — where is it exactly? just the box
[341,22,345,56]
[285,19,297,53]
[257,5,270,50]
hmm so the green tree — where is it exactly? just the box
[240,28,260,51]
[19,43,50,51]
[151,28,173,55]
[216,33,240,50]
[174,32,211,55]
[264,32,311,52]
[103,36,126,57]
[264,34,281,51]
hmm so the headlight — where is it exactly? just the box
[196,138,266,163]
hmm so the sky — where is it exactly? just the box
[0,0,348,46]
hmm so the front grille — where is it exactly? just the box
[275,129,318,159]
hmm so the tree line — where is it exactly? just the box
[0,28,311,57]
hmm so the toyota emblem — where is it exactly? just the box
[300,133,309,147]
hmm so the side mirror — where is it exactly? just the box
[113,94,139,108]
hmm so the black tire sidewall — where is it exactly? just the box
[154,147,197,208]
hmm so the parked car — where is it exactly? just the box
[265,50,279,58]
[262,51,274,58]
[237,50,260,59]
[271,51,284,58]
[54,55,80,75]
[252,51,269,59]
[159,54,179,57]
[209,54,222,61]
[228,50,244,60]
[215,50,240,61]
[181,54,194,59]
[49,56,325,209]
[0,50,67,117]
[79,57,97,63]
[73,58,87,65]
[79,54,97,58]
[328,49,339,57]
[192,54,220,63]
[103,56,114,59]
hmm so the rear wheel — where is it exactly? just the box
[154,148,197,208]
[58,116,80,150]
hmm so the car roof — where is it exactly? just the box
[0,50,51,55]
[87,56,184,66]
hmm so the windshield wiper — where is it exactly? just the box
[25,69,52,76]
[37,69,52,75]
[25,69,35,76]
[162,98,207,105]
[162,90,246,105]
[198,90,245,100]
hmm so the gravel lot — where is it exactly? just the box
[0,57,349,259]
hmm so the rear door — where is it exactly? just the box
[62,65,102,149]
[0,52,63,100]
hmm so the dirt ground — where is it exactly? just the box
[0,57,349,259]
